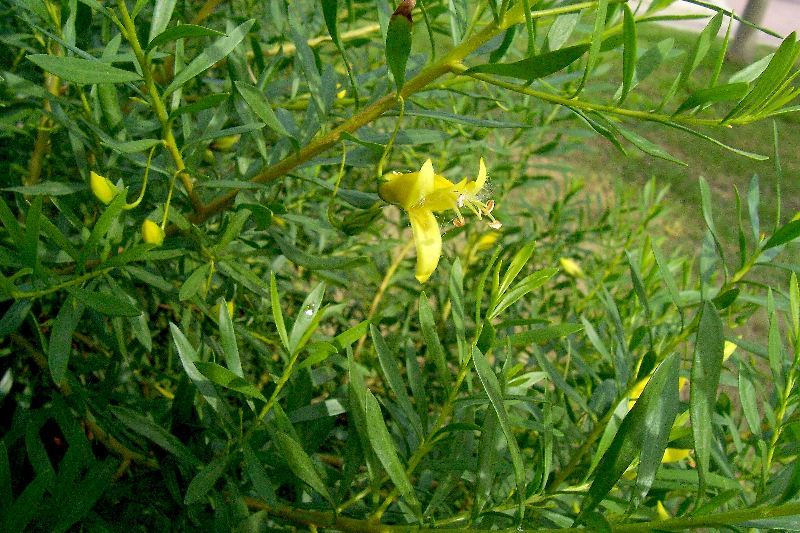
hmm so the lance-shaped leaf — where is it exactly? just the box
[27,55,141,84]
[579,353,679,520]
[690,301,725,497]
[386,0,414,90]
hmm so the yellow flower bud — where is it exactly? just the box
[210,134,241,151]
[141,219,164,246]
[90,171,117,205]
[337,89,347,99]
[723,340,737,361]
[656,501,671,520]
[559,257,584,278]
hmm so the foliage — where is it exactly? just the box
[1,0,799,530]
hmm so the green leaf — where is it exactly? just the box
[288,282,326,355]
[499,242,535,295]
[690,301,724,497]
[580,354,679,518]
[170,323,229,418]
[332,319,370,351]
[0,300,32,338]
[273,431,333,504]
[3,473,51,533]
[748,174,761,242]
[738,361,760,438]
[235,81,291,137]
[270,272,290,352]
[179,263,210,301]
[0,442,10,515]
[764,220,800,250]
[79,192,127,269]
[27,54,141,84]
[634,356,680,508]
[472,346,525,516]
[504,323,583,346]
[385,6,413,90]
[211,208,252,253]
[70,288,141,317]
[674,83,749,115]
[3,182,85,196]
[364,389,421,513]
[22,196,42,271]
[489,268,557,319]
[618,5,637,105]
[724,32,800,122]
[546,12,580,50]
[767,296,785,390]
[164,19,255,97]
[169,93,229,120]
[102,138,163,154]
[616,123,686,165]
[48,297,84,384]
[147,24,225,52]
[659,11,723,110]
[52,459,117,531]
[148,0,177,43]
[468,44,587,81]
[371,325,423,438]
[111,405,200,466]
[273,234,366,270]
[242,443,277,504]
[419,293,451,388]
[185,455,227,505]
[194,361,265,401]
[217,298,242,377]
[573,0,609,96]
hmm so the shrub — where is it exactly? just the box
[1,0,799,530]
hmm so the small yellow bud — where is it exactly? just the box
[559,257,584,278]
[723,341,737,361]
[210,134,241,151]
[661,448,691,463]
[141,219,165,246]
[90,171,117,205]
[337,89,347,99]
[656,501,671,520]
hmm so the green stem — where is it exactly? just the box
[185,1,607,228]
[11,267,114,300]
[115,0,204,213]
[248,497,800,532]
[450,63,754,128]
[256,348,304,423]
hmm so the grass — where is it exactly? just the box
[557,23,799,275]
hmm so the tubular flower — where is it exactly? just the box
[379,158,500,283]
[90,171,118,205]
[142,219,165,246]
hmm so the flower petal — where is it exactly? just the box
[408,207,441,283]
[475,157,487,191]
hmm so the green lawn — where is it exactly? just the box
[560,25,799,261]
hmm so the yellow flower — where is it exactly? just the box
[379,158,499,283]
[141,219,165,246]
[90,171,118,205]
[559,257,584,278]
[661,448,691,463]
[656,501,671,520]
